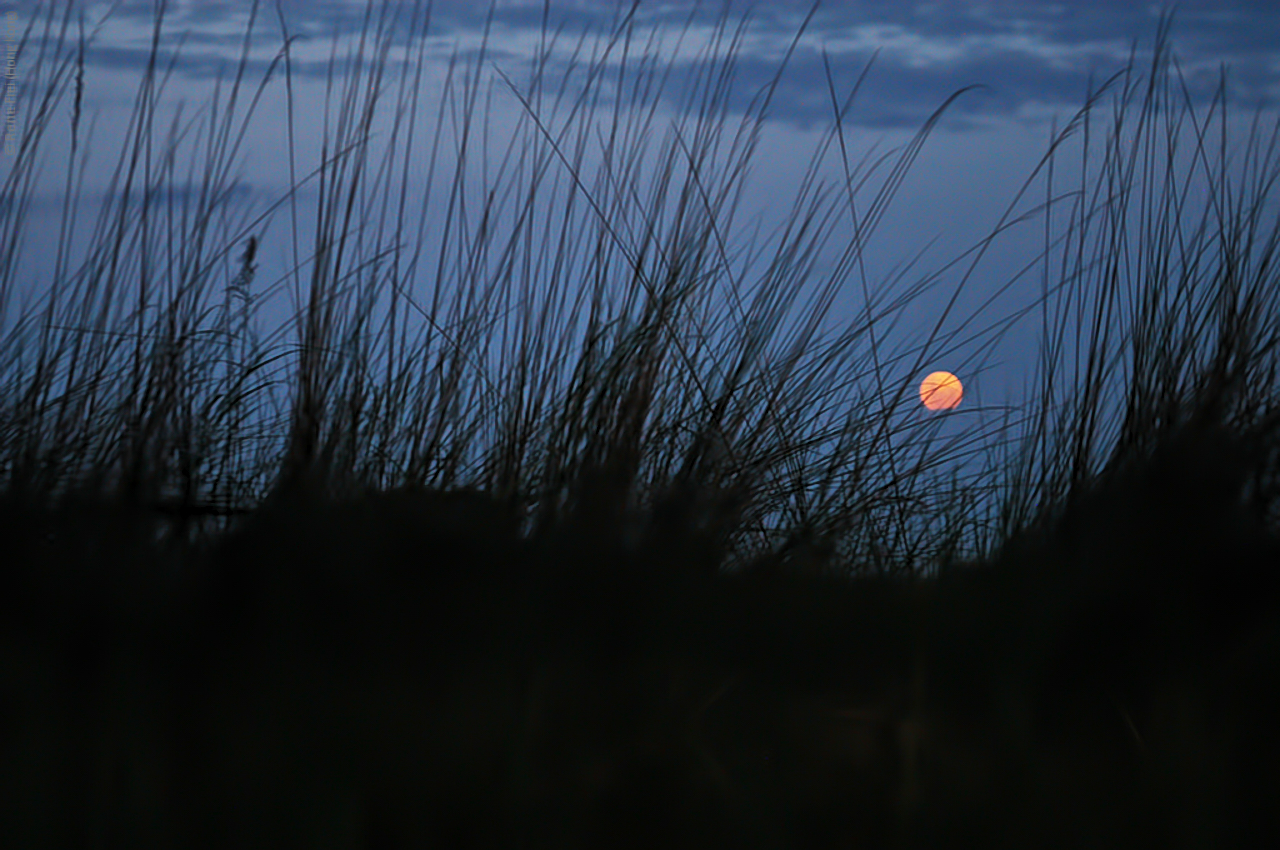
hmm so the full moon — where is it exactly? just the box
[920,371,963,411]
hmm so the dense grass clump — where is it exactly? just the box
[2,1,1279,847]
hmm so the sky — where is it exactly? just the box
[2,0,1278,535]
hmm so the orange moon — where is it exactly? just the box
[920,371,963,411]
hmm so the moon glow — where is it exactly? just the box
[920,371,963,411]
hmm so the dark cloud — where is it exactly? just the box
[14,0,1280,130]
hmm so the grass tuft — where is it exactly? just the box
[2,1,1278,847]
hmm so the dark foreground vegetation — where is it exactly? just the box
[3,1,1279,847]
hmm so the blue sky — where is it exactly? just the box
[2,0,1278,532]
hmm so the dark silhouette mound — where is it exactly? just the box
[3,420,1277,848]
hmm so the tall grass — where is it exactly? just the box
[2,0,1278,847]
[3,0,1273,569]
